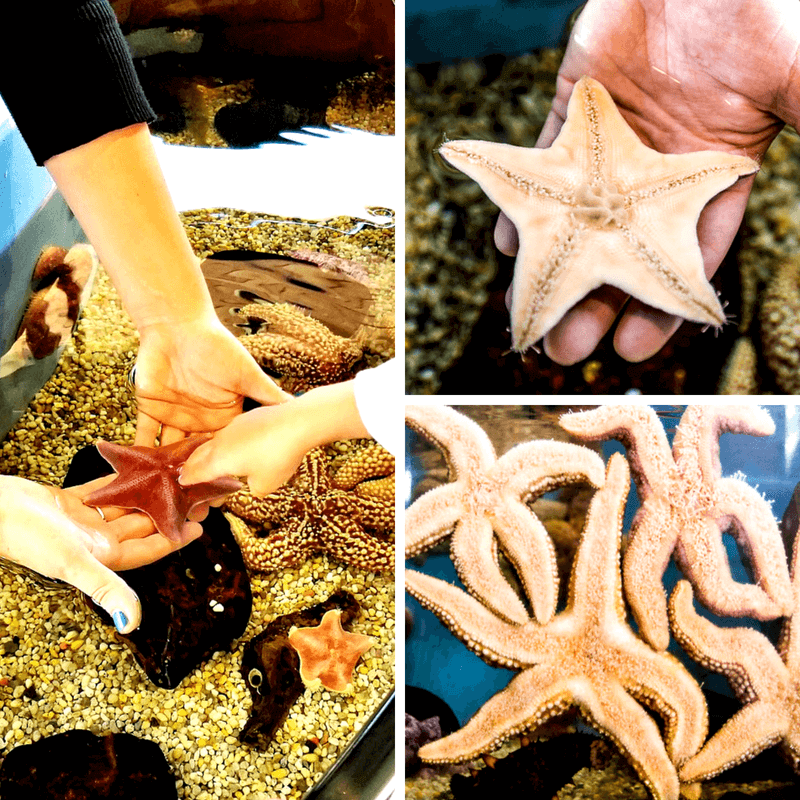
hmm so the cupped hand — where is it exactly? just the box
[133,316,290,447]
[498,0,800,364]
[0,475,203,633]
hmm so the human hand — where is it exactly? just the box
[496,0,800,364]
[0,475,202,633]
[134,316,291,447]
[179,380,369,496]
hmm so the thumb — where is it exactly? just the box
[178,438,220,486]
[238,358,292,405]
[62,554,142,634]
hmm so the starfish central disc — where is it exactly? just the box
[572,182,629,227]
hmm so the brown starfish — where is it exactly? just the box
[406,454,708,800]
[406,404,605,625]
[237,302,363,392]
[561,405,792,651]
[224,447,393,573]
[84,436,243,542]
[287,608,374,692]
[438,76,758,353]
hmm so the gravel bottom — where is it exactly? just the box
[0,217,395,797]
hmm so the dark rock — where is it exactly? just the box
[238,590,359,748]
[449,734,596,799]
[0,730,178,799]
[405,714,442,776]
[63,444,252,689]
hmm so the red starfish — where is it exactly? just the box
[288,609,373,692]
[84,435,243,542]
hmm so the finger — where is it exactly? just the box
[62,556,142,634]
[67,474,116,499]
[135,410,162,447]
[542,286,628,365]
[239,360,292,406]
[494,212,519,257]
[159,425,186,446]
[104,512,159,543]
[187,503,211,522]
[613,303,683,362]
[178,439,221,486]
[114,525,203,570]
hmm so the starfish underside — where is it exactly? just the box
[560,404,792,651]
[406,454,708,800]
[438,76,759,352]
[224,446,394,573]
[405,404,606,625]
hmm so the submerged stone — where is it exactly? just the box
[239,590,360,748]
[64,444,252,689]
[0,730,178,799]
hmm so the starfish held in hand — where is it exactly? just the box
[84,436,244,543]
[438,76,758,354]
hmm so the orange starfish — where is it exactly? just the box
[287,609,373,692]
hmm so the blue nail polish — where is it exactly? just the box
[112,611,129,632]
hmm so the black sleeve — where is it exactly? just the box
[1,0,156,165]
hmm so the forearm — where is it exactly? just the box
[291,380,370,450]
[45,123,215,330]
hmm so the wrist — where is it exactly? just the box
[292,381,369,448]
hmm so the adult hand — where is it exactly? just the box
[497,0,800,364]
[0,475,202,633]
[134,316,291,447]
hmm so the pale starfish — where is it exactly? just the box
[288,608,374,693]
[224,447,393,573]
[438,76,759,353]
[670,575,800,782]
[561,405,792,651]
[406,404,605,625]
[406,454,708,800]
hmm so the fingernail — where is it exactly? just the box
[112,611,129,633]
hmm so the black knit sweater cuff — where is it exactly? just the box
[2,0,156,165]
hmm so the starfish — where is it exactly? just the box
[406,454,708,800]
[238,302,363,392]
[84,436,243,542]
[670,575,800,782]
[224,447,393,573]
[437,76,759,353]
[560,405,792,651]
[287,608,374,692]
[332,441,395,494]
[405,404,605,625]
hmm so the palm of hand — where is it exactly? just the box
[500,0,798,364]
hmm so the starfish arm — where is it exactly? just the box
[406,405,497,479]
[450,515,531,625]
[404,483,464,556]
[617,647,708,766]
[227,515,313,572]
[668,581,787,708]
[610,221,725,326]
[418,664,576,764]
[623,502,678,651]
[509,224,594,350]
[676,514,789,622]
[405,569,547,667]
[710,477,792,616]
[678,702,786,784]
[578,679,681,800]
[672,406,775,484]
[569,454,629,620]
[320,515,394,574]
[559,405,672,500]
[487,501,558,624]
[485,440,605,623]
